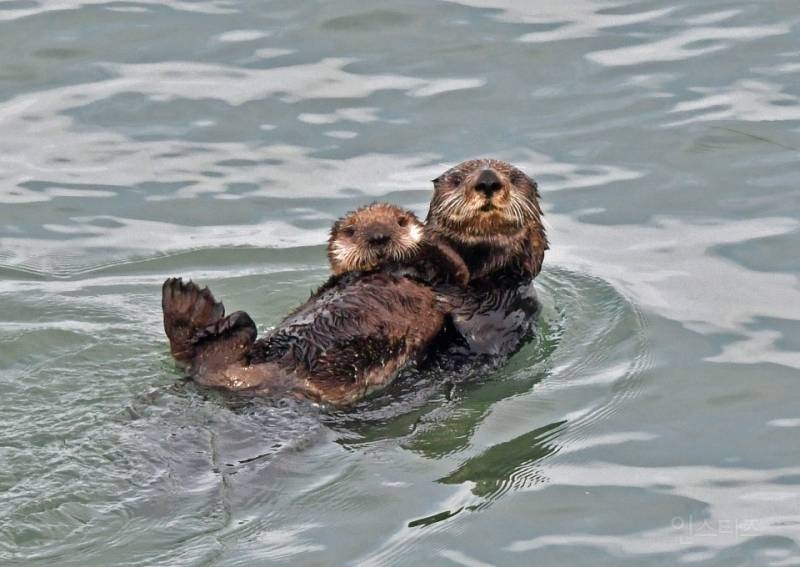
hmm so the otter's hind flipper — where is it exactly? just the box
[162,277,226,364]
[190,310,257,374]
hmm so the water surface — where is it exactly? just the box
[1,1,799,565]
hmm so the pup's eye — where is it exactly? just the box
[449,174,465,186]
[342,227,356,237]
[397,217,408,227]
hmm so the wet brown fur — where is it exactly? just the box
[161,162,547,406]
[426,159,548,281]
[423,159,548,360]
[328,202,420,276]
[162,205,468,407]
[162,274,449,407]
[325,202,469,288]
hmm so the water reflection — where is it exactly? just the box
[438,420,565,499]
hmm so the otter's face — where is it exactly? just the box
[328,203,424,275]
[428,159,542,244]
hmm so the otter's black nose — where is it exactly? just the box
[474,169,503,197]
[367,233,391,247]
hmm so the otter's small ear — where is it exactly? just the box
[513,169,540,197]
[528,175,542,199]
[431,176,442,185]
[517,169,537,187]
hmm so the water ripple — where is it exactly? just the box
[588,24,789,67]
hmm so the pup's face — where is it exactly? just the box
[328,203,424,275]
[427,159,542,244]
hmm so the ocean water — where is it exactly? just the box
[1,1,799,565]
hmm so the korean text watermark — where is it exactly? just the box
[672,516,761,544]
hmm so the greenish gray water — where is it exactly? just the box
[1,1,799,565]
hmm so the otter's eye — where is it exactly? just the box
[342,227,356,237]
[449,174,465,186]
[397,216,408,227]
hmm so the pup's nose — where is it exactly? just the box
[474,169,503,197]
[367,233,391,247]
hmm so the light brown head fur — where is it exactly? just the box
[426,159,548,279]
[327,203,424,275]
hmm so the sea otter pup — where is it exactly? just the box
[425,158,548,358]
[328,202,423,276]
[162,203,468,407]
[325,202,469,287]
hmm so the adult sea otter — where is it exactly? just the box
[425,158,548,359]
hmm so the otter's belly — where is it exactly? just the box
[439,278,541,360]
[244,273,448,406]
